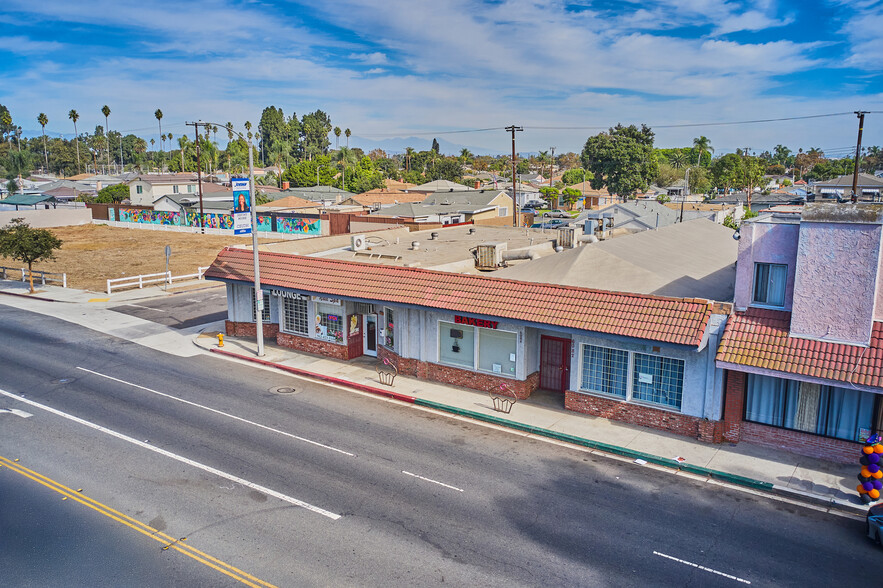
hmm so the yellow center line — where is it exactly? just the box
[0,456,277,588]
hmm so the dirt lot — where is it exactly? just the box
[2,224,274,292]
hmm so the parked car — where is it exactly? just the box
[521,200,546,210]
[531,218,572,229]
[542,209,570,219]
[867,503,883,543]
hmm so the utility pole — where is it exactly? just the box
[742,146,752,211]
[852,111,869,203]
[549,147,555,188]
[506,125,523,227]
[186,121,206,233]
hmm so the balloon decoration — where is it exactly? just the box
[857,435,883,504]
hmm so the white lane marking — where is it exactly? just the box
[76,367,354,457]
[654,551,751,584]
[122,304,166,312]
[0,388,340,520]
[0,408,33,418]
[402,471,464,492]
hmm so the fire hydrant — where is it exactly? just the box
[217,333,224,347]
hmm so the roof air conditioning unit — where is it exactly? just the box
[557,226,577,249]
[475,242,507,270]
[351,234,368,251]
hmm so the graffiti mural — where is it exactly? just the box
[185,212,234,230]
[119,208,182,225]
[257,215,272,232]
[277,216,321,235]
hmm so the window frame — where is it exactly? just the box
[251,288,271,323]
[752,262,787,307]
[280,294,309,335]
[436,319,518,377]
[578,343,685,411]
[383,307,396,349]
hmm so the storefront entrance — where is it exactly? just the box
[363,314,378,357]
[540,335,571,392]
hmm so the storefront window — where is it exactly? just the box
[478,329,516,375]
[251,289,271,323]
[745,373,877,442]
[315,303,344,343]
[581,344,628,398]
[438,320,516,376]
[632,353,684,410]
[384,307,395,348]
[281,296,309,335]
[439,322,474,368]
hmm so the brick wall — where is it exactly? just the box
[378,346,540,399]
[565,390,723,442]
[741,422,859,464]
[722,370,746,443]
[225,320,279,339]
[277,331,349,360]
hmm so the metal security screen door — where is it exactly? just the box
[540,335,571,392]
[364,314,377,357]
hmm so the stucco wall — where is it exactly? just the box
[790,221,882,345]
[734,220,799,311]
[0,208,92,228]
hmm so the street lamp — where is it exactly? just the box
[202,120,264,357]
[316,164,326,186]
[680,167,692,223]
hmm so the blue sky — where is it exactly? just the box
[0,0,881,156]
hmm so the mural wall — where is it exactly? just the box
[115,208,322,235]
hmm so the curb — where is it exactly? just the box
[0,289,58,302]
[209,345,864,516]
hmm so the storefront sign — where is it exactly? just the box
[270,289,306,300]
[454,315,498,329]
[312,296,342,305]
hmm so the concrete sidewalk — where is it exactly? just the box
[195,330,865,517]
[0,278,223,304]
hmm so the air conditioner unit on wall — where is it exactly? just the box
[351,234,367,251]
[475,242,507,270]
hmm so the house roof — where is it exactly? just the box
[716,308,883,388]
[344,191,426,206]
[409,179,475,192]
[812,173,883,188]
[206,248,714,346]
[494,219,738,301]
[256,195,316,209]
[421,189,506,207]
[132,174,198,184]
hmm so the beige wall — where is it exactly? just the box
[0,208,93,228]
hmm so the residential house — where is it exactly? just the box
[128,174,200,206]
[812,173,883,201]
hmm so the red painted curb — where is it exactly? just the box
[0,290,57,302]
[210,347,418,404]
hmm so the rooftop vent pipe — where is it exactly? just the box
[411,241,420,250]
[468,227,476,234]
[502,250,540,262]
[430,232,439,240]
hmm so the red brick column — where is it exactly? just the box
[225,320,279,339]
[722,370,745,443]
[276,332,349,360]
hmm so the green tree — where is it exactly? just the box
[0,218,63,293]
[561,168,591,185]
[426,157,462,182]
[561,187,582,208]
[68,109,81,173]
[655,163,681,188]
[539,186,560,208]
[6,179,18,195]
[259,106,287,160]
[101,105,111,171]
[37,113,49,172]
[431,137,440,153]
[581,124,658,199]
[95,183,129,203]
[692,136,713,167]
[300,110,332,160]
[710,153,742,194]
[345,128,351,148]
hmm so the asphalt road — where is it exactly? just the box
[109,286,228,329]
[0,302,879,587]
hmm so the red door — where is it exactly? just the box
[540,336,571,392]
[346,314,363,359]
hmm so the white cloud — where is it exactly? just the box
[349,52,388,65]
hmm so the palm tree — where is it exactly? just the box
[177,135,188,171]
[692,136,713,167]
[154,108,163,151]
[668,150,687,169]
[334,126,341,149]
[538,150,549,180]
[0,110,12,150]
[344,128,351,148]
[459,148,473,165]
[404,147,415,173]
[37,113,49,173]
[67,110,81,173]
[101,105,111,172]
[333,146,357,191]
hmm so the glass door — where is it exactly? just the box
[364,314,377,357]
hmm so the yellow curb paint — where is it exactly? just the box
[88,298,110,302]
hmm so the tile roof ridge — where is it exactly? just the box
[252,249,713,307]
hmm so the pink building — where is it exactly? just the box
[717,203,883,462]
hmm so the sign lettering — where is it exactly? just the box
[454,315,498,329]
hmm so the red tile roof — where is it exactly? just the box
[206,247,713,346]
[716,308,883,388]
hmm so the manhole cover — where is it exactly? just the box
[270,386,297,394]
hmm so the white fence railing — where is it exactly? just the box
[1,266,67,288]
[106,266,209,295]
